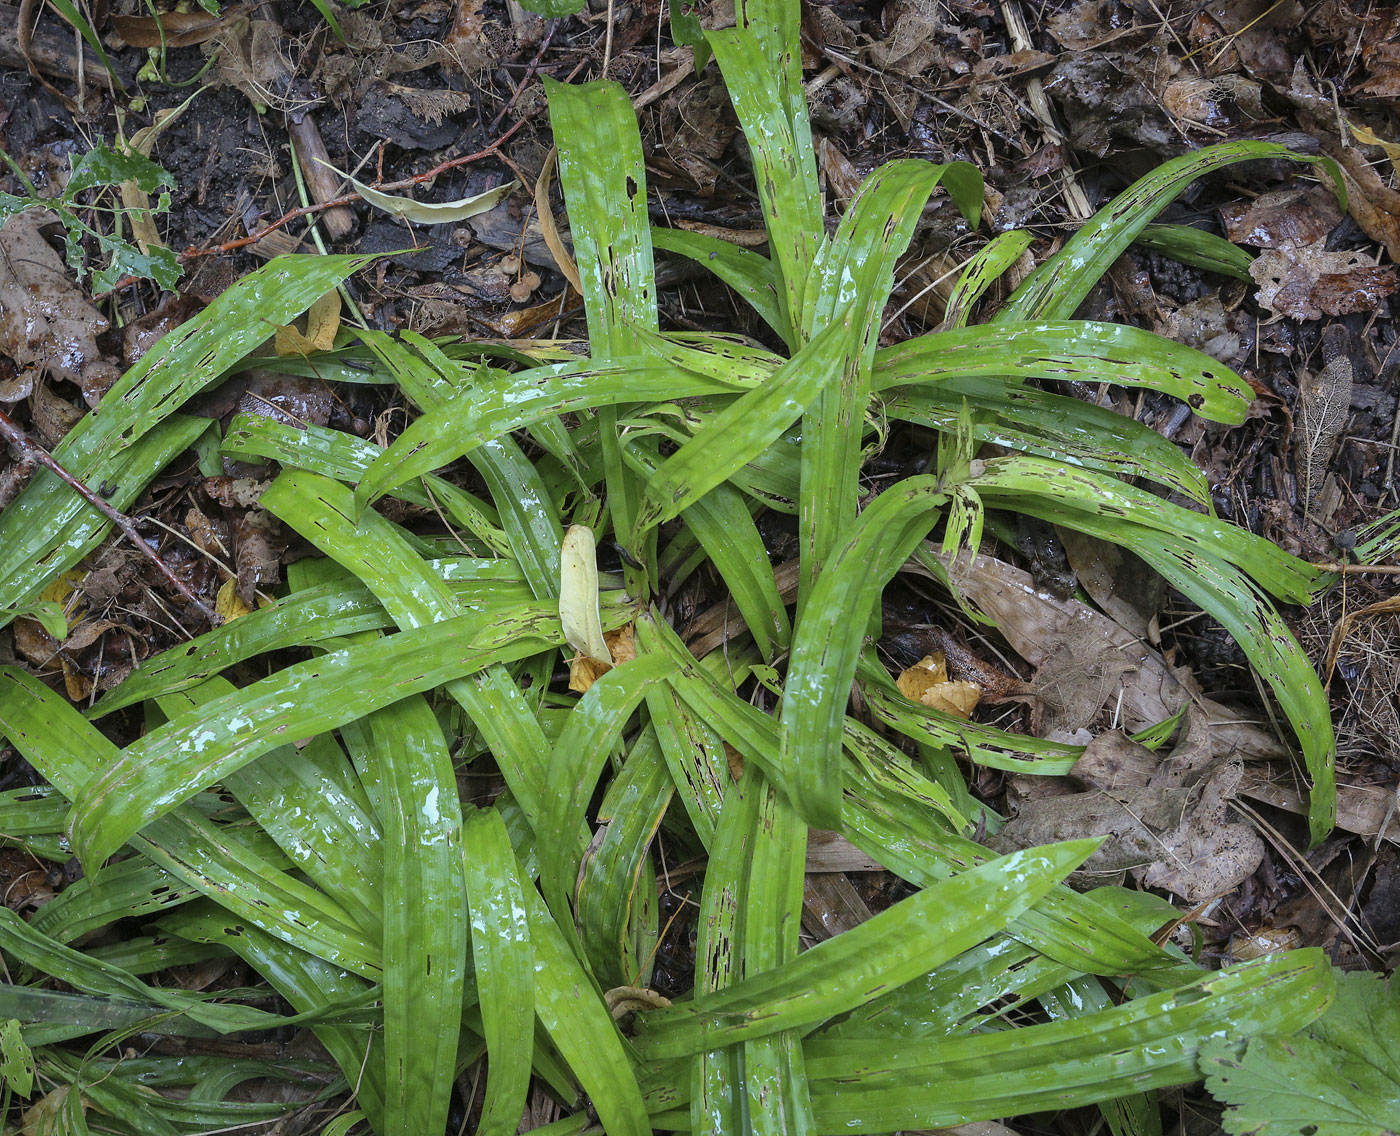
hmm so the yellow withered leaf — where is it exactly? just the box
[896,653,981,719]
[274,289,341,357]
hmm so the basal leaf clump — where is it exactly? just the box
[0,0,1367,1131]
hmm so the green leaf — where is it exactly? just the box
[0,253,376,628]
[651,228,782,334]
[93,235,183,291]
[998,141,1344,323]
[798,161,981,589]
[781,475,948,829]
[63,604,564,871]
[547,77,658,587]
[668,0,711,70]
[515,0,583,15]
[0,668,381,978]
[807,950,1334,1131]
[351,356,729,515]
[0,1018,34,1097]
[707,4,821,344]
[637,319,851,530]
[941,230,1032,329]
[875,319,1254,425]
[1202,961,1400,1136]
[1134,223,1255,281]
[66,144,171,196]
[632,840,1097,1059]
[538,654,673,926]
[359,695,466,1136]
[523,885,651,1136]
[462,807,535,1136]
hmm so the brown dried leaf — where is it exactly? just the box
[660,76,738,194]
[932,551,1288,760]
[110,8,249,48]
[1296,324,1353,516]
[1046,0,1146,51]
[0,210,119,403]
[234,508,282,605]
[211,18,303,113]
[1250,239,1399,320]
[1057,529,1162,639]
[993,709,1263,900]
[1219,185,1343,249]
[532,148,582,290]
[0,369,33,404]
[1355,40,1400,100]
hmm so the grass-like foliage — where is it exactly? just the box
[0,0,1354,1129]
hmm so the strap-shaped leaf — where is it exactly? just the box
[874,319,1253,424]
[0,668,381,977]
[633,840,1096,1059]
[797,161,982,592]
[782,476,948,829]
[0,252,376,627]
[804,951,1334,1130]
[462,807,534,1136]
[999,141,1342,323]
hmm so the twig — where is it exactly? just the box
[0,408,217,622]
[999,0,1093,222]
[1310,561,1400,575]
[489,18,558,131]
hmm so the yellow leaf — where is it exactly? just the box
[41,570,86,623]
[567,624,634,693]
[274,289,341,357]
[1348,121,1400,174]
[216,578,254,623]
[895,653,981,719]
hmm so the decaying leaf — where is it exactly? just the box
[935,551,1289,761]
[895,653,981,718]
[1220,185,1343,249]
[1251,239,1398,320]
[0,209,120,404]
[215,577,254,623]
[274,289,342,356]
[234,508,283,605]
[533,147,582,292]
[1295,324,1353,517]
[111,7,251,49]
[569,624,635,693]
[119,91,200,259]
[1058,529,1162,639]
[994,709,1264,901]
[1161,74,1264,131]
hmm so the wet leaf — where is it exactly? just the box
[1251,239,1399,320]
[0,209,116,396]
[559,524,612,665]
